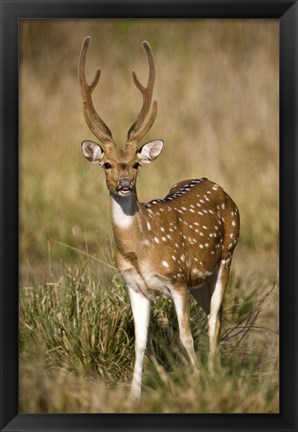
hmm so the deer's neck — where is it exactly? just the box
[110,190,143,233]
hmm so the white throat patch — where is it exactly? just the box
[111,194,136,229]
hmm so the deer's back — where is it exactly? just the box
[133,178,240,291]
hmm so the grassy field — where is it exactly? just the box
[19,19,279,413]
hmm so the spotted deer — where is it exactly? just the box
[79,36,240,400]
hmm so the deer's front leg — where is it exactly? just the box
[128,286,151,401]
[170,284,198,369]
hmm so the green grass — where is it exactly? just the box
[19,19,279,413]
[20,245,279,413]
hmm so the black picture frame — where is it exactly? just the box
[0,0,297,431]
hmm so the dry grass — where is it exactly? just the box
[19,19,279,413]
[20,257,278,413]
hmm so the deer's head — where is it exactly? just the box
[79,37,163,197]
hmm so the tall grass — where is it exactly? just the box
[19,19,279,412]
[20,246,278,413]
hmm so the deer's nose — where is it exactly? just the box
[118,178,133,190]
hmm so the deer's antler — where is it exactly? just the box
[79,36,115,147]
[126,41,158,147]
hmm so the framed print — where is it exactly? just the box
[0,0,297,431]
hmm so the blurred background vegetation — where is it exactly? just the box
[19,19,279,413]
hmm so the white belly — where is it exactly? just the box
[120,267,171,299]
[142,273,171,296]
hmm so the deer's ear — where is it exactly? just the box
[81,140,105,164]
[137,140,163,164]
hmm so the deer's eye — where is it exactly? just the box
[102,162,112,169]
[133,162,140,169]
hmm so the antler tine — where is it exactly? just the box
[127,41,157,146]
[79,36,114,146]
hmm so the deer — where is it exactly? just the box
[79,36,240,400]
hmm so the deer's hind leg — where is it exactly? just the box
[207,260,231,370]
[189,261,230,371]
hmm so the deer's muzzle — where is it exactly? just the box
[117,178,134,196]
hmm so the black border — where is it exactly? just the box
[1,1,297,431]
